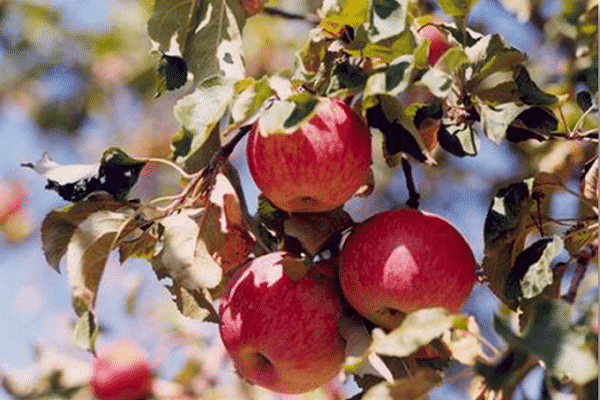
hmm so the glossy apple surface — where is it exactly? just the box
[219,251,345,394]
[91,342,153,400]
[339,209,477,330]
[419,25,452,65]
[247,97,371,213]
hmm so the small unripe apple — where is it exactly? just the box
[247,97,371,213]
[418,24,452,66]
[219,251,345,394]
[339,209,477,330]
[91,342,153,400]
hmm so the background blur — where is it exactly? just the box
[0,0,596,399]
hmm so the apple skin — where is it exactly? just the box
[247,97,371,213]
[91,342,153,400]
[418,25,452,66]
[219,251,346,394]
[339,209,477,330]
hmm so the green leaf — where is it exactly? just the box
[419,68,453,98]
[438,119,478,157]
[514,107,558,131]
[515,65,558,106]
[481,179,535,309]
[366,99,433,165]
[67,208,139,315]
[436,0,479,17]
[148,0,246,83]
[368,0,408,42]
[319,0,370,30]
[484,179,534,245]
[152,211,222,290]
[230,76,275,124]
[156,54,188,96]
[576,90,594,111]
[385,55,414,96]
[23,148,146,202]
[494,300,598,384]
[475,348,536,392]
[173,76,235,172]
[170,127,194,159]
[505,236,564,301]
[477,101,526,144]
[72,311,99,354]
[370,308,467,358]
[257,93,320,136]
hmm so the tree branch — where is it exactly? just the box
[401,158,420,209]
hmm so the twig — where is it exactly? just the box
[262,7,320,23]
[401,158,420,209]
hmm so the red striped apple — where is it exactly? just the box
[219,251,345,393]
[91,342,153,400]
[339,209,477,330]
[247,97,371,213]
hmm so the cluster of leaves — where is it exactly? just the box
[11,0,598,399]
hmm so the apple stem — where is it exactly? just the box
[401,158,420,209]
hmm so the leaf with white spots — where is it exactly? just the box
[23,148,147,202]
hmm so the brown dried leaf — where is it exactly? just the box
[284,209,354,255]
[41,193,127,271]
[67,208,139,315]
[581,157,598,207]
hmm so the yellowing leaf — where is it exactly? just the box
[41,194,127,271]
[361,368,443,400]
[371,308,467,358]
[66,209,138,315]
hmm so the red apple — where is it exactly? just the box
[91,342,153,400]
[339,209,477,330]
[219,251,346,394]
[247,97,371,213]
[239,0,266,17]
[0,182,28,225]
[418,24,452,66]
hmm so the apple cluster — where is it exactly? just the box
[218,95,477,394]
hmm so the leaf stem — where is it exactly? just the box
[144,157,193,179]
[401,158,420,209]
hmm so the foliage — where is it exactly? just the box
[1,0,597,399]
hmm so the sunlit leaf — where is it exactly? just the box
[505,236,564,301]
[438,119,478,157]
[371,308,467,358]
[436,0,479,17]
[173,76,235,172]
[72,311,99,354]
[148,0,246,83]
[23,148,146,202]
[361,368,443,400]
[482,179,535,309]
[231,76,275,124]
[477,101,525,144]
[368,0,408,42]
[67,208,138,315]
[41,193,129,272]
